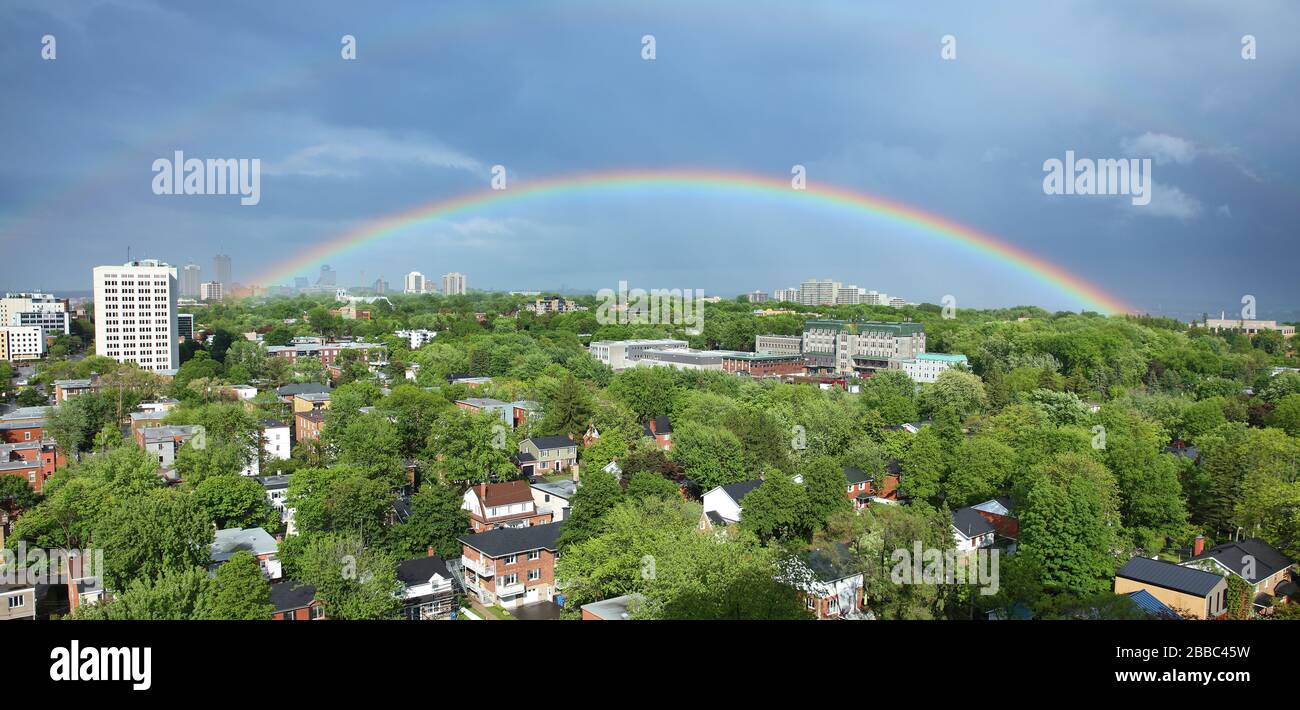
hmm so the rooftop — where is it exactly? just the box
[581,593,646,620]
[1117,556,1225,597]
[459,522,562,557]
[210,527,278,563]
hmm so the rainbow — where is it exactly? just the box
[251,168,1134,314]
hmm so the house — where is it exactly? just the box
[275,382,330,404]
[951,506,998,554]
[968,497,1020,546]
[462,481,552,532]
[137,398,180,413]
[396,554,460,620]
[530,479,577,522]
[641,416,674,451]
[0,582,36,621]
[0,406,51,444]
[1114,556,1229,619]
[0,439,64,493]
[581,593,646,620]
[843,466,900,510]
[226,384,258,400]
[516,436,579,477]
[128,409,169,435]
[456,398,542,429]
[52,377,103,402]
[451,376,492,388]
[259,419,291,465]
[783,543,866,619]
[134,425,203,469]
[1181,537,1296,611]
[270,581,323,620]
[699,480,763,529]
[294,409,326,443]
[292,391,332,413]
[209,527,282,580]
[460,522,562,609]
[257,474,295,535]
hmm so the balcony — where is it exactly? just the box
[461,555,495,577]
[496,581,525,597]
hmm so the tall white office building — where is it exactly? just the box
[93,260,179,372]
[181,263,202,298]
[404,271,426,294]
[442,272,467,295]
[799,278,841,306]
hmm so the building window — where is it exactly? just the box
[506,555,517,565]
[527,550,540,561]
[528,569,540,581]
[7,595,24,609]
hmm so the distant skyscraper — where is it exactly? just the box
[181,263,202,298]
[213,254,232,285]
[0,292,70,336]
[93,259,178,372]
[373,277,389,294]
[405,271,426,294]
[317,265,337,287]
[442,272,466,295]
[294,276,309,290]
[774,288,799,303]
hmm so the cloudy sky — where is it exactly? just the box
[1,0,1297,317]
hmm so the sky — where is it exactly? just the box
[1,0,1297,319]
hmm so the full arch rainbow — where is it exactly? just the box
[252,169,1134,314]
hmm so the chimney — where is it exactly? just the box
[1193,535,1205,556]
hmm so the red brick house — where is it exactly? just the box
[270,581,324,620]
[462,481,553,533]
[641,416,674,451]
[295,409,326,443]
[0,439,64,493]
[460,522,561,609]
[843,466,900,510]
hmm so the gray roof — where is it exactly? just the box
[531,480,577,499]
[396,555,453,586]
[581,593,646,620]
[459,522,562,557]
[210,527,278,563]
[269,581,316,612]
[256,474,291,490]
[275,382,331,396]
[1117,556,1225,597]
[843,467,871,485]
[528,435,576,450]
[797,542,861,583]
[952,507,997,539]
[720,479,763,504]
[1188,539,1293,584]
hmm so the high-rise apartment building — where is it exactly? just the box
[405,271,426,294]
[213,254,232,285]
[773,288,800,303]
[835,286,861,305]
[317,265,337,287]
[0,326,46,362]
[93,260,179,372]
[442,272,467,296]
[798,279,841,306]
[181,263,202,298]
[747,290,769,303]
[373,277,389,294]
[0,292,70,336]
[201,282,224,302]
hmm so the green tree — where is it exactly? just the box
[739,472,808,543]
[669,422,746,491]
[292,534,402,620]
[1018,453,1121,596]
[557,467,624,549]
[94,488,215,591]
[537,373,594,438]
[193,474,278,530]
[394,482,470,558]
[426,410,515,483]
[943,436,1014,507]
[73,567,215,620]
[208,551,274,620]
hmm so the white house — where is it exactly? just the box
[951,506,997,554]
[209,527,282,580]
[699,480,763,529]
[782,543,866,620]
[397,555,459,620]
[240,419,291,477]
[394,329,438,349]
[899,353,968,383]
[227,385,258,400]
[257,474,295,535]
[530,480,577,522]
